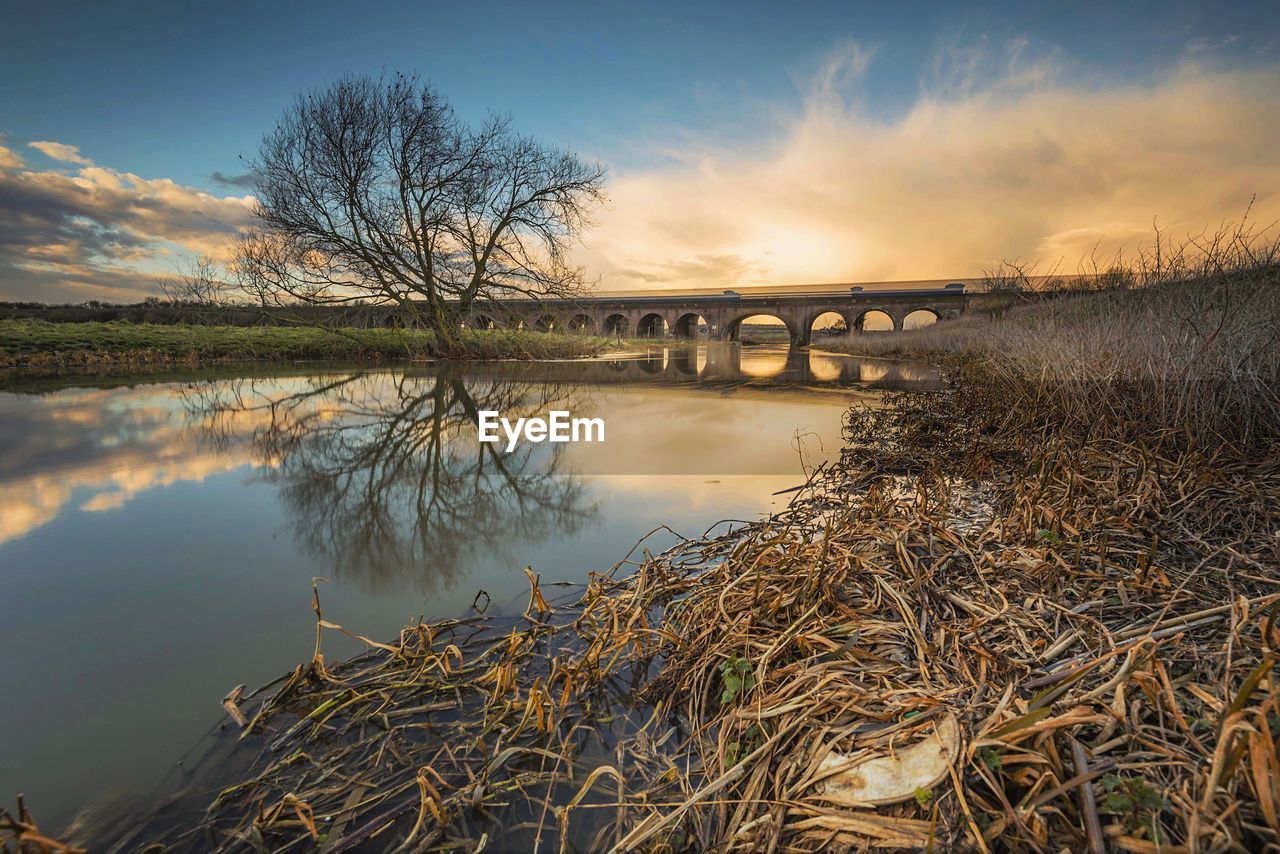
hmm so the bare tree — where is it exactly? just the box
[979,257,1068,295]
[238,73,606,341]
[157,255,234,322]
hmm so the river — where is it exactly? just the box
[0,342,939,833]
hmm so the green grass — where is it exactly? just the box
[0,320,615,368]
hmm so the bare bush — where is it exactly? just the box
[157,256,236,322]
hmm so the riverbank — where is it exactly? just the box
[0,319,614,368]
[13,250,1280,849]
[64,350,1277,850]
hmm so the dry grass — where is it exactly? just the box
[821,315,989,360]
[828,223,1280,447]
[971,275,1280,447]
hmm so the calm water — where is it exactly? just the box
[0,343,939,832]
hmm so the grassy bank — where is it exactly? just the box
[0,319,615,368]
[826,235,1280,446]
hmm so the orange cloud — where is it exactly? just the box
[581,50,1280,291]
[0,145,23,171]
[28,140,93,165]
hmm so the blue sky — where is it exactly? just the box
[2,1,1279,300]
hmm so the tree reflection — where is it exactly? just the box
[183,366,598,594]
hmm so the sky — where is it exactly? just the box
[1,0,1278,302]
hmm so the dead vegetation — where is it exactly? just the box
[47,332,1276,851]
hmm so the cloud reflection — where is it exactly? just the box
[0,387,248,543]
[181,366,599,593]
[0,350,937,583]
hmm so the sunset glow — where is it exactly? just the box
[4,5,1280,848]
[3,4,1278,302]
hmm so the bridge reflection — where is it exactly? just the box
[460,342,943,391]
[588,343,942,391]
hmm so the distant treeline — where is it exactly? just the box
[0,301,397,328]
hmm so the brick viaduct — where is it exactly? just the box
[451,281,974,347]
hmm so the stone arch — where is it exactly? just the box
[674,312,707,339]
[470,313,496,331]
[603,313,629,337]
[903,308,940,329]
[567,313,594,334]
[807,309,848,339]
[852,308,895,333]
[636,312,668,338]
[723,312,795,343]
[534,314,560,332]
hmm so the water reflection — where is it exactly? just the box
[0,343,942,832]
[591,344,942,389]
[0,345,938,554]
[0,345,939,552]
[185,367,597,594]
[0,385,246,545]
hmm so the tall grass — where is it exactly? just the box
[830,222,1280,446]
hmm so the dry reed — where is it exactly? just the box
[830,220,1280,447]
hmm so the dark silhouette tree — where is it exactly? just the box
[237,73,606,343]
